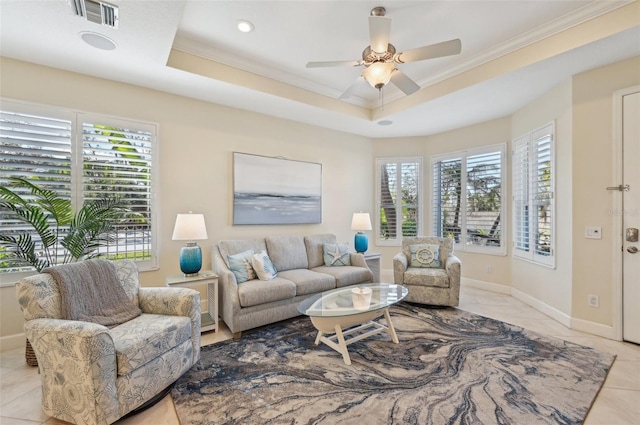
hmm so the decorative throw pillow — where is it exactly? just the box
[409,244,441,268]
[227,249,257,283]
[252,251,278,281]
[322,243,351,266]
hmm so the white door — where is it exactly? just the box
[623,90,640,344]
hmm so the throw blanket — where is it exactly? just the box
[44,260,142,327]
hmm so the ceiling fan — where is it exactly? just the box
[306,6,462,100]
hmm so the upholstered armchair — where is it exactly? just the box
[15,260,201,425]
[393,236,461,306]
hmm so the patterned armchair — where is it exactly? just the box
[393,236,461,306]
[15,260,201,425]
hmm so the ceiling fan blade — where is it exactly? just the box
[339,77,364,99]
[390,70,420,95]
[369,16,391,54]
[306,60,362,68]
[396,39,462,63]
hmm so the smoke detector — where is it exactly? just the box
[69,0,119,29]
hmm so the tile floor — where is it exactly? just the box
[1,286,639,425]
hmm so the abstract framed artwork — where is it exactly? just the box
[233,152,322,225]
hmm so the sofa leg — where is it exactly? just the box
[232,332,242,339]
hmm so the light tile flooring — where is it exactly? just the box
[1,286,639,425]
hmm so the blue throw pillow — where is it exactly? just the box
[409,244,441,268]
[322,243,351,266]
[227,249,257,283]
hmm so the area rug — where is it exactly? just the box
[172,304,615,425]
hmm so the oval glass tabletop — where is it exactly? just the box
[297,283,408,317]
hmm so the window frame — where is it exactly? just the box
[431,143,507,255]
[0,99,159,283]
[511,122,556,268]
[375,156,423,247]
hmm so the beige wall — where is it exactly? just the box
[372,116,512,288]
[510,79,573,316]
[571,56,640,325]
[0,58,372,348]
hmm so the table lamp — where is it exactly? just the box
[172,212,208,276]
[351,212,372,253]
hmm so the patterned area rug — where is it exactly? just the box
[172,304,615,425]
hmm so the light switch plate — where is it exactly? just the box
[585,226,602,239]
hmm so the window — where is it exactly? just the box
[376,157,422,245]
[512,123,554,267]
[0,100,158,276]
[432,144,506,254]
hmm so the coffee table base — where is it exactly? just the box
[310,308,398,365]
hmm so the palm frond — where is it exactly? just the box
[0,234,50,272]
[7,177,72,226]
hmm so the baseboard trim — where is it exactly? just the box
[570,317,617,340]
[461,278,511,294]
[511,288,572,328]
[0,332,26,352]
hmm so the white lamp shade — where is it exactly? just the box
[172,213,208,241]
[351,212,372,231]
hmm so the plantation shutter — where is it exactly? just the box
[0,104,73,272]
[466,150,502,247]
[376,157,422,244]
[433,157,462,243]
[512,123,554,267]
[79,115,155,264]
[512,135,529,257]
[532,125,553,262]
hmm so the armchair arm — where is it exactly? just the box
[445,254,462,292]
[25,318,121,425]
[393,253,408,284]
[138,287,201,363]
[212,247,243,334]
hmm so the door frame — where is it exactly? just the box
[612,85,640,341]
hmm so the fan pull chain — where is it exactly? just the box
[380,87,385,110]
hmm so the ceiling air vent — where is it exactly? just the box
[69,0,119,29]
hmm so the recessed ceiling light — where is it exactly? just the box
[79,31,116,50]
[378,120,393,126]
[237,20,255,33]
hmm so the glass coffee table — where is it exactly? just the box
[297,283,408,365]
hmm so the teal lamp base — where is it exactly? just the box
[180,242,202,276]
[354,232,368,253]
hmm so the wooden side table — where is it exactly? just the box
[166,271,218,333]
[362,252,382,283]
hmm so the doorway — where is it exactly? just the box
[615,86,640,344]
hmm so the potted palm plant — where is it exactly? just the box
[0,177,130,271]
[0,177,132,366]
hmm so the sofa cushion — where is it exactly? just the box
[312,266,373,288]
[237,278,296,307]
[227,249,257,283]
[252,251,278,280]
[110,313,192,376]
[402,237,453,266]
[304,234,338,268]
[266,235,309,271]
[277,269,336,295]
[322,243,351,266]
[404,268,450,287]
[218,239,267,268]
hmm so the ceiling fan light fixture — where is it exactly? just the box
[237,20,255,33]
[362,61,395,89]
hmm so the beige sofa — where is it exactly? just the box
[212,234,373,336]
